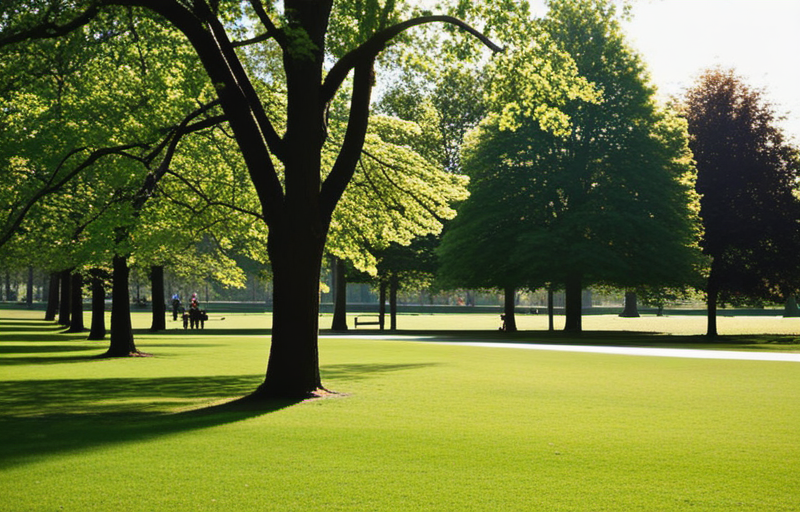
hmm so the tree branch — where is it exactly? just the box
[321,15,502,105]
[132,107,227,213]
[319,60,375,221]
[204,12,286,159]
[319,14,500,221]
[246,0,286,50]
[0,143,150,249]
[162,169,265,221]
[362,148,447,224]
[231,32,272,48]
[0,4,102,48]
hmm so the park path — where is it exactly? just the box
[443,341,800,362]
[319,335,800,362]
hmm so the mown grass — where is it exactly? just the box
[1,309,799,511]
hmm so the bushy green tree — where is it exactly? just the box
[440,0,701,332]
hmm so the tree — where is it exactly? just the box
[439,0,701,332]
[375,234,440,331]
[1,1,511,399]
[682,68,800,337]
[323,113,471,330]
[375,46,493,328]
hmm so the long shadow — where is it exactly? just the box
[321,363,438,381]
[0,361,433,470]
[0,354,106,366]
[0,324,65,333]
[0,317,56,324]
[0,374,292,470]
[138,328,272,336]
[0,344,102,355]
[0,333,97,343]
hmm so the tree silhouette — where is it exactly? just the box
[683,68,800,337]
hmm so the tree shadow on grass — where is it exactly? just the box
[0,324,65,333]
[0,362,434,470]
[135,327,273,337]
[0,332,86,342]
[0,374,294,470]
[0,337,108,365]
[321,363,439,382]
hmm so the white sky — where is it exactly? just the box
[621,0,800,144]
[408,0,800,142]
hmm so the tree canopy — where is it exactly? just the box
[439,0,701,331]
[2,0,580,398]
[682,68,800,336]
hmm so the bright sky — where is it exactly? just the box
[409,0,800,142]
[621,0,800,144]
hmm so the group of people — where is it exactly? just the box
[171,293,208,329]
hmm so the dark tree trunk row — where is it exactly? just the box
[330,257,348,331]
[150,265,166,332]
[45,272,59,321]
[378,280,387,331]
[105,254,138,356]
[564,273,582,332]
[706,269,719,338]
[88,269,106,340]
[58,269,71,327]
[26,266,33,309]
[619,291,640,317]
[502,286,517,332]
[66,272,84,333]
[389,275,398,331]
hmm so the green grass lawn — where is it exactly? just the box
[1,309,799,511]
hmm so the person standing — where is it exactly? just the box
[189,293,201,329]
[171,293,181,321]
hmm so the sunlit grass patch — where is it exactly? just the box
[0,310,799,511]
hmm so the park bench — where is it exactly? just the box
[354,315,382,328]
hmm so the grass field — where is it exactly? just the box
[1,309,799,511]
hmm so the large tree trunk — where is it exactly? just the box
[66,272,84,333]
[564,273,583,332]
[252,224,326,399]
[248,3,333,399]
[378,280,387,331]
[547,287,555,332]
[502,286,517,332]
[330,256,348,331]
[58,269,71,327]
[389,275,398,331]
[619,290,640,317]
[105,255,138,356]
[44,272,59,321]
[150,265,166,332]
[26,266,34,309]
[88,269,106,340]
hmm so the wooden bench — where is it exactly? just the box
[354,315,381,328]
